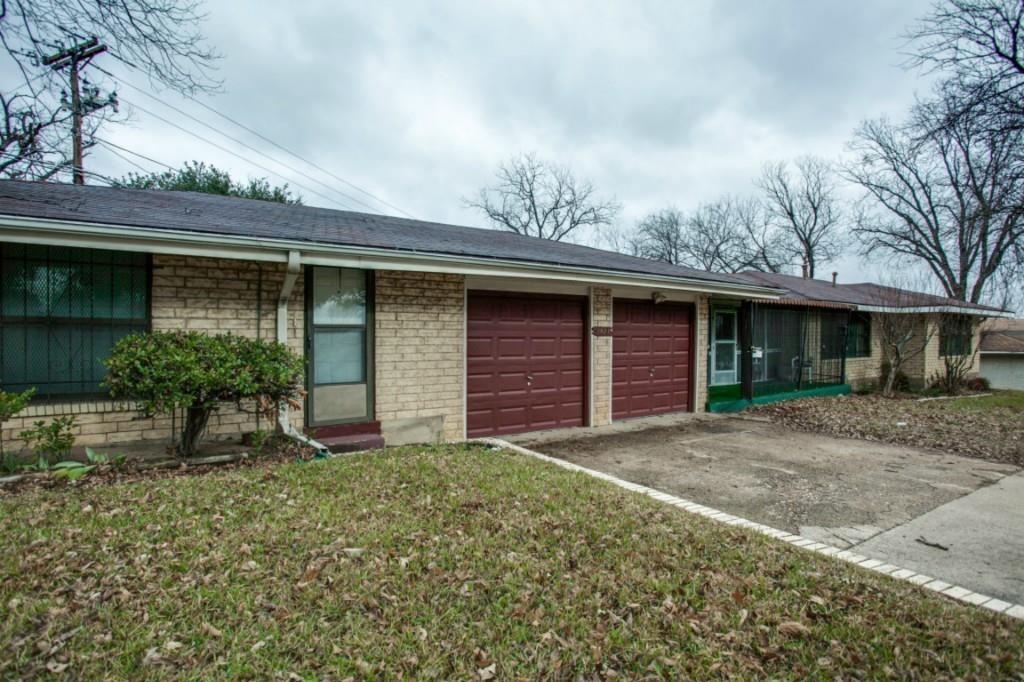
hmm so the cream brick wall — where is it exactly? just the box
[865,313,983,389]
[590,287,613,427]
[921,315,983,385]
[694,296,709,413]
[374,271,465,442]
[2,255,305,454]
[845,314,884,389]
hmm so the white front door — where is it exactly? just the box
[711,309,738,385]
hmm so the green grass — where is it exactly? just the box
[1,444,1022,679]
[948,389,1024,412]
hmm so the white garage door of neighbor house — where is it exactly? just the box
[979,355,1024,391]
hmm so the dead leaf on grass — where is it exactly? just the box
[778,621,811,638]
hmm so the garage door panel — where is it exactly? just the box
[467,292,586,437]
[613,300,692,420]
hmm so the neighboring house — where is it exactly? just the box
[0,182,1007,452]
[979,319,1024,390]
[704,271,1004,412]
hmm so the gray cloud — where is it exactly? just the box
[80,0,936,278]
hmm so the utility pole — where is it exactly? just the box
[42,38,118,185]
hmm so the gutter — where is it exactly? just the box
[0,214,784,300]
[855,304,1013,318]
[276,249,328,456]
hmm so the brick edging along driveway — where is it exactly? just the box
[477,437,1024,621]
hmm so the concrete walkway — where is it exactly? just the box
[854,471,1024,605]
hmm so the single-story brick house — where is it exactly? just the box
[978,319,1024,390]
[0,181,1006,452]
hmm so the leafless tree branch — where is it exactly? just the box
[758,156,846,278]
[466,153,621,242]
[844,95,1024,306]
[0,0,219,180]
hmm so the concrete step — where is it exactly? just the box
[319,433,385,454]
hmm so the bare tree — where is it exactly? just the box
[732,196,794,274]
[0,0,220,180]
[630,197,794,274]
[906,0,1024,133]
[599,225,645,257]
[759,156,846,278]
[933,313,983,393]
[0,91,74,180]
[467,153,620,242]
[874,282,939,396]
[633,207,687,265]
[845,96,1024,305]
[680,200,752,272]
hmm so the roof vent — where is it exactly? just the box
[832,272,838,287]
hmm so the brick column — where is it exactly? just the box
[694,296,709,413]
[590,287,613,427]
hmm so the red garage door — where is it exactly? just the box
[467,292,586,437]
[612,300,692,420]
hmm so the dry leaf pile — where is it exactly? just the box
[753,394,1024,467]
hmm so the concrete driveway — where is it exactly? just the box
[512,413,1024,605]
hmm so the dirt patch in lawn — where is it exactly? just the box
[751,393,1024,467]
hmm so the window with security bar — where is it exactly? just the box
[0,243,150,397]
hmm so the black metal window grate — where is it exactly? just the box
[939,314,972,357]
[0,243,150,397]
[846,312,872,358]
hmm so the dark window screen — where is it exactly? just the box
[0,243,150,397]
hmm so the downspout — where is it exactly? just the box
[276,250,329,456]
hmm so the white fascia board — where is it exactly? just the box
[856,304,1013,318]
[980,350,1024,355]
[0,214,783,299]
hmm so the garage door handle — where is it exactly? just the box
[649,368,655,376]
[526,375,533,385]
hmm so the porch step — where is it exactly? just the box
[318,433,385,454]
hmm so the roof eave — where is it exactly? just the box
[0,213,785,299]
[854,303,1012,318]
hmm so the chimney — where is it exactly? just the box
[801,262,809,279]
[832,272,838,287]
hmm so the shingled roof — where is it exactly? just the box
[736,271,1005,315]
[981,319,1024,353]
[0,180,764,289]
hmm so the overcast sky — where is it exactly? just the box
[80,0,937,281]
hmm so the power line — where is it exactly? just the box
[115,87,385,214]
[112,98,358,211]
[96,138,160,174]
[185,96,419,219]
[98,58,417,219]
[95,137,177,171]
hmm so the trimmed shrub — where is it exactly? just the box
[966,376,991,392]
[105,332,304,456]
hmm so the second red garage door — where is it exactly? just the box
[467,292,586,437]
[612,299,693,420]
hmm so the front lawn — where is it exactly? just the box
[1,445,1021,679]
[752,391,1024,467]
